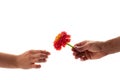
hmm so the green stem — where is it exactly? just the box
[67,43,73,48]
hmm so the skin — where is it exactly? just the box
[0,50,50,69]
[72,37,120,61]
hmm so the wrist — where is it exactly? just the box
[15,55,21,68]
[101,41,114,55]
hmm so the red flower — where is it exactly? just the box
[54,31,71,50]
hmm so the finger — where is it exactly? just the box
[77,52,87,60]
[73,52,79,59]
[75,44,89,52]
[32,54,47,59]
[80,51,94,61]
[31,53,49,59]
[39,53,49,59]
[73,52,81,58]
[84,51,92,59]
[29,50,42,54]
[81,55,88,61]
[73,52,86,59]
[31,64,41,68]
[72,47,82,53]
[72,47,76,52]
[39,50,50,55]
[37,59,46,63]
[31,58,47,63]
[31,53,41,59]
[29,50,50,55]
[73,52,81,59]
[72,45,88,53]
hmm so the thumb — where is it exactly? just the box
[74,44,89,52]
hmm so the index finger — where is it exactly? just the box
[39,50,50,55]
[29,50,50,55]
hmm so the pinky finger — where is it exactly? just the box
[31,64,41,68]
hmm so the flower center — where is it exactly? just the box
[55,34,61,41]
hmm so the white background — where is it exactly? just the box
[0,0,120,80]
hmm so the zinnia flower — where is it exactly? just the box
[53,31,73,50]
